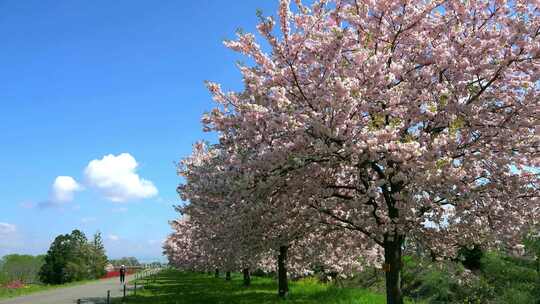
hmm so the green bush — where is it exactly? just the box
[398,251,539,303]
[353,265,384,290]
[394,250,540,303]
[415,264,463,303]
[479,252,539,304]
[499,287,537,304]
[337,249,539,303]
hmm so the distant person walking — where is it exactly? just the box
[119,265,126,284]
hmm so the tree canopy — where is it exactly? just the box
[39,230,108,284]
[166,1,540,303]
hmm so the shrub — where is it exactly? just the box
[402,255,489,303]
[354,250,539,303]
[480,252,539,304]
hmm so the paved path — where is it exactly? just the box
[0,275,136,304]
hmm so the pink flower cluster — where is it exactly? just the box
[4,280,25,289]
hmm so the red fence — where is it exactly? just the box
[102,267,141,279]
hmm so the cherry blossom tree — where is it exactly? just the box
[170,142,378,295]
[166,146,252,281]
[196,1,540,303]
[171,143,275,285]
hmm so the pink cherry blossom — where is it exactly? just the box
[167,1,540,303]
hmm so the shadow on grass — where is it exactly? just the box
[117,269,390,304]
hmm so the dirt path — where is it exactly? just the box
[0,275,135,304]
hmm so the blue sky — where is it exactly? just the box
[0,0,278,261]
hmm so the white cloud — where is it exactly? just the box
[0,222,16,235]
[107,234,120,241]
[51,176,82,203]
[84,153,158,202]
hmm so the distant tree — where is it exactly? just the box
[39,229,109,284]
[67,230,92,282]
[39,233,75,284]
[0,254,45,284]
[87,232,108,278]
[110,257,140,267]
[147,261,162,268]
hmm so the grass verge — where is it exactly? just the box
[0,284,53,300]
[122,269,420,304]
[0,278,107,300]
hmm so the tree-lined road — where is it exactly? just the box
[0,275,134,304]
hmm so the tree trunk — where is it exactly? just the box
[384,236,404,304]
[243,268,251,286]
[214,268,219,278]
[225,271,231,281]
[278,245,289,298]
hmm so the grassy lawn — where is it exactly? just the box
[0,279,97,300]
[123,269,419,304]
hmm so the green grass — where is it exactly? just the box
[0,278,98,300]
[0,284,52,299]
[122,269,420,304]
